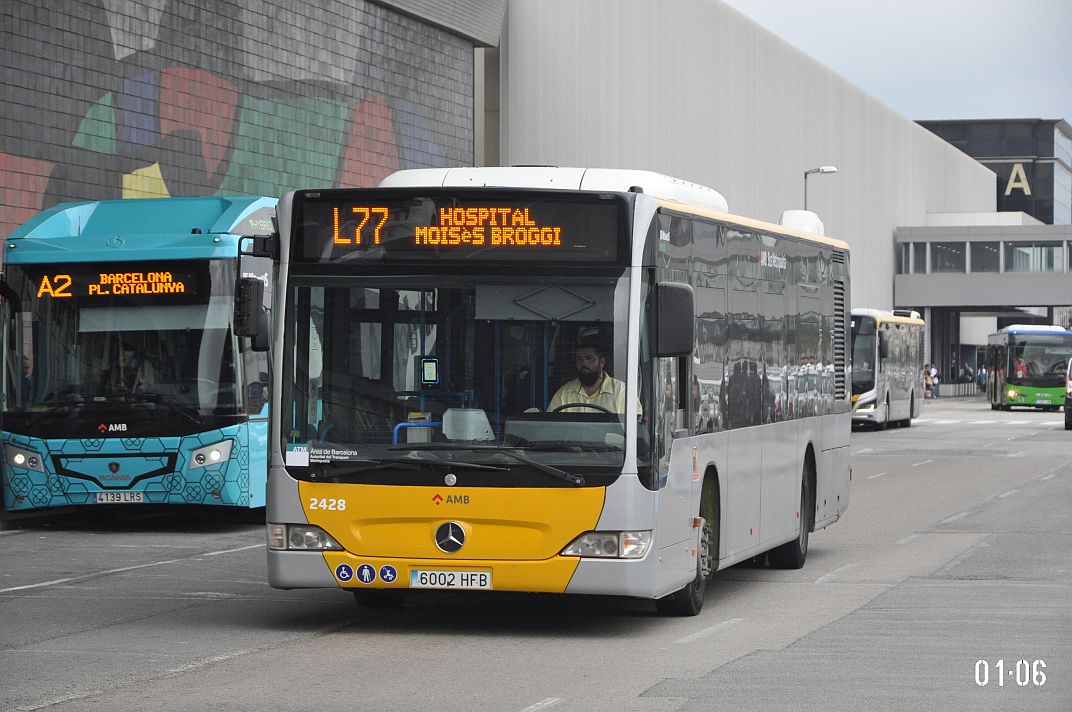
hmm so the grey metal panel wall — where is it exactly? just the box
[497,0,997,310]
[376,0,506,45]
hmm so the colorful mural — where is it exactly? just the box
[0,0,475,238]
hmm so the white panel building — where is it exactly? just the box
[482,0,997,310]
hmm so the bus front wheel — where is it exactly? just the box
[656,475,719,616]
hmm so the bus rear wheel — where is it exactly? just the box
[769,458,814,569]
[657,476,719,616]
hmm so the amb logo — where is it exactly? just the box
[98,423,128,433]
[431,493,470,505]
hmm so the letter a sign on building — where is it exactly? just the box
[1004,163,1032,196]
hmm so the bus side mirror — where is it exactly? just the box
[878,331,889,359]
[655,282,695,357]
[235,277,270,352]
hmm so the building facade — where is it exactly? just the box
[0,0,504,238]
[489,0,998,312]
[919,119,1072,226]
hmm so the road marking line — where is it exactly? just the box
[518,699,564,712]
[971,420,997,424]
[167,649,251,674]
[19,689,107,711]
[982,442,995,448]
[674,617,745,644]
[895,533,920,545]
[998,489,1019,498]
[0,530,25,536]
[866,472,887,479]
[0,544,260,594]
[1041,473,1057,480]
[204,543,263,557]
[940,511,970,524]
[814,563,855,584]
[911,459,933,467]
[0,577,75,593]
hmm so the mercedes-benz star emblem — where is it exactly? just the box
[444,473,457,486]
[435,522,465,553]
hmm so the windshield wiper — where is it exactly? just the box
[394,443,584,486]
[127,392,202,427]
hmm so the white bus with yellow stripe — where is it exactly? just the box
[262,167,851,615]
[850,308,925,429]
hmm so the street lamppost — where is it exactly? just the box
[803,165,838,210]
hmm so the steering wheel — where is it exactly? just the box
[552,402,614,414]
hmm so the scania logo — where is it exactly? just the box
[108,462,120,474]
[435,522,465,554]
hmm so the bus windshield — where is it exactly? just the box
[850,316,875,395]
[1007,337,1072,387]
[3,260,247,429]
[282,271,632,484]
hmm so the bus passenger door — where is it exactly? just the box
[653,353,694,580]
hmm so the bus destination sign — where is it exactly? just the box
[30,263,200,302]
[294,191,624,264]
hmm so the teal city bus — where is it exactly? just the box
[1,196,275,514]
[987,325,1072,411]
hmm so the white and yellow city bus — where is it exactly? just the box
[850,308,925,429]
[262,167,851,615]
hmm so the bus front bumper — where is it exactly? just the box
[851,394,880,424]
[266,548,665,599]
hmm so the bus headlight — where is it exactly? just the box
[267,523,343,551]
[1007,389,1019,399]
[5,444,44,472]
[561,531,652,559]
[190,439,234,468]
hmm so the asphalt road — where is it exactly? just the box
[1,395,1069,711]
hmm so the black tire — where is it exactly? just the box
[874,396,890,431]
[769,458,814,569]
[656,476,719,616]
[1065,414,1072,431]
[353,589,407,609]
[901,395,915,427]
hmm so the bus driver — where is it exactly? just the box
[548,338,634,414]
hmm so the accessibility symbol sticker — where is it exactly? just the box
[379,565,397,583]
[335,563,354,582]
[356,563,377,584]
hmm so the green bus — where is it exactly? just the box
[987,325,1072,411]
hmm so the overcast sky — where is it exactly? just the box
[721,0,1072,123]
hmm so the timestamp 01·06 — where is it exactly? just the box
[975,659,1046,687]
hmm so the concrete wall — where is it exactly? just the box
[0,0,492,237]
[494,0,997,310]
